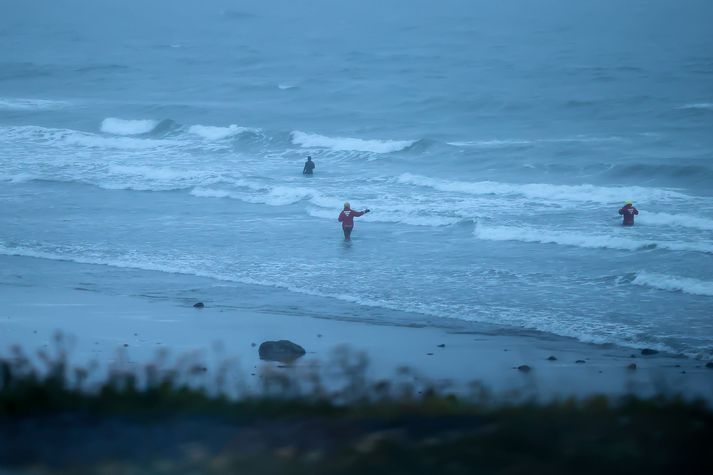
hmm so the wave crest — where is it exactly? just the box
[100,118,159,135]
[398,173,687,204]
[632,272,713,297]
[291,131,415,153]
[473,225,713,254]
[188,124,257,140]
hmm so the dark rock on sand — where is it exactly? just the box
[193,302,205,309]
[258,340,306,363]
[575,360,586,364]
[705,362,713,369]
[426,353,434,356]
[627,363,637,370]
[517,365,531,373]
[437,344,445,348]
[547,356,557,361]
[641,348,658,356]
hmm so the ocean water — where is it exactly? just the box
[2,0,713,358]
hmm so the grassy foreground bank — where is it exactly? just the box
[1,341,712,475]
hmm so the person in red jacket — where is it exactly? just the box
[338,202,370,241]
[618,200,639,226]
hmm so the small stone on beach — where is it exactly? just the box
[627,363,637,370]
[575,360,586,364]
[437,344,445,348]
[193,302,205,309]
[706,362,713,369]
[547,356,557,361]
[517,365,531,372]
[641,348,658,355]
[426,353,434,356]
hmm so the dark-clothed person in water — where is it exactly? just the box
[338,202,370,241]
[618,201,639,226]
[303,156,315,175]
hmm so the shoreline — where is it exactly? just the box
[1,254,712,400]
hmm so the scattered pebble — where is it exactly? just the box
[517,365,531,372]
[123,344,128,347]
[437,344,445,348]
[426,353,434,356]
[627,363,637,370]
[251,342,256,347]
[575,360,586,364]
[317,334,322,338]
[641,348,658,356]
[681,370,687,374]
[547,356,557,361]
[193,302,205,309]
[706,362,713,369]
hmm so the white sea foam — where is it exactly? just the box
[473,225,713,254]
[277,83,297,90]
[639,212,713,231]
[100,118,159,135]
[0,97,69,110]
[1,124,172,150]
[191,185,336,208]
[398,173,688,204]
[632,272,713,297]
[291,131,415,153]
[188,124,256,140]
[109,165,219,183]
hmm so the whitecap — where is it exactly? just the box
[473,224,713,254]
[291,131,415,154]
[188,124,257,140]
[398,173,688,204]
[100,118,159,135]
[632,272,713,297]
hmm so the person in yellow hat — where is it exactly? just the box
[618,200,639,226]
[337,201,370,241]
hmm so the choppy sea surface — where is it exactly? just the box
[2,0,712,358]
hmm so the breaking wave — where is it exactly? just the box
[632,272,713,297]
[398,173,688,204]
[291,131,416,153]
[100,118,160,135]
[473,225,713,254]
[639,212,713,231]
[188,124,258,140]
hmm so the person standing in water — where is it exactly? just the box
[302,156,315,175]
[338,202,370,241]
[618,200,639,226]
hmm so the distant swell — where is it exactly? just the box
[398,173,687,204]
[100,118,159,135]
[0,97,68,111]
[473,225,713,254]
[291,131,415,153]
[632,272,713,297]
